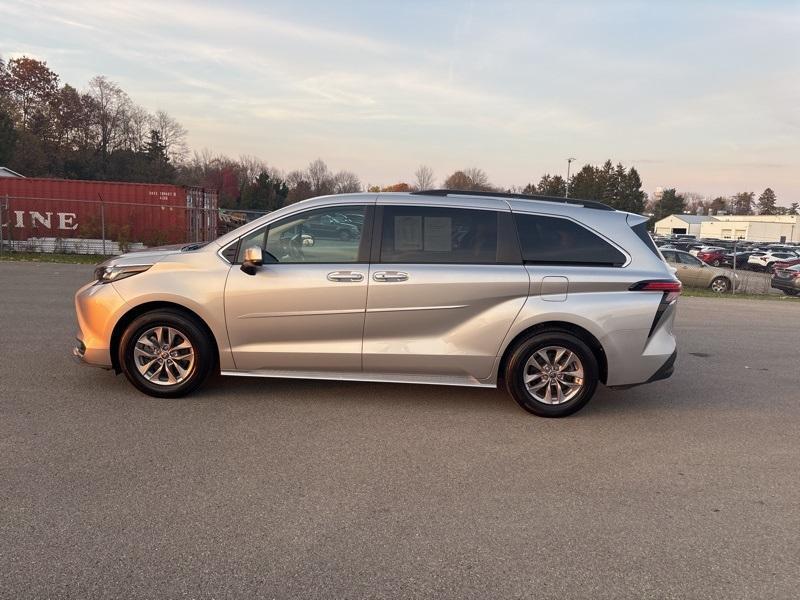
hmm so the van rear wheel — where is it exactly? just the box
[505,330,599,417]
[119,310,214,398]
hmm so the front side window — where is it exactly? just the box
[515,214,627,267]
[236,205,367,263]
[380,206,499,264]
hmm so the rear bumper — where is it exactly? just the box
[771,281,800,292]
[609,349,676,390]
[647,349,677,383]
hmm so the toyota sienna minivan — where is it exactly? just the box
[74,190,679,417]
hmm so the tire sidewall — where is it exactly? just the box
[119,310,213,398]
[505,331,599,417]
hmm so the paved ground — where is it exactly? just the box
[1,261,798,599]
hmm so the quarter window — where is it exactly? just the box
[514,214,626,266]
[380,206,499,264]
[235,206,367,263]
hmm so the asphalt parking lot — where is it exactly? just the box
[1,261,799,599]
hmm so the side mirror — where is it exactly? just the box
[241,246,263,276]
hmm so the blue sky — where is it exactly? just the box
[2,0,799,201]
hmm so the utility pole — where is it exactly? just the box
[565,157,576,198]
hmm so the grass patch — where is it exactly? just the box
[682,288,799,302]
[0,251,107,265]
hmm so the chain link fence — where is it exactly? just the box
[0,194,267,257]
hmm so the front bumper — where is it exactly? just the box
[74,280,128,368]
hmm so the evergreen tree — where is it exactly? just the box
[654,189,686,220]
[240,171,289,211]
[0,109,17,165]
[789,202,799,216]
[618,167,646,213]
[756,188,778,215]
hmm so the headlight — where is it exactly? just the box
[94,264,152,284]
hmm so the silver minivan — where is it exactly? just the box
[74,190,679,417]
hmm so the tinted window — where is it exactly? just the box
[380,206,499,264]
[661,250,677,263]
[515,214,626,266]
[236,206,366,263]
[678,253,702,266]
[631,221,661,258]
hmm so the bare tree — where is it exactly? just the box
[333,170,362,193]
[238,154,270,186]
[462,167,492,190]
[87,75,131,155]
[443,167,493,192]
[151,110,188,163]
[307,158,334,196]
[413,164,435,190]
[121,103,151,151]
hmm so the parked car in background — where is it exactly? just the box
[689,245,724,257]
[771,264,800,296]
[696,248,727,267]
[661,249,739,293]
[721,251,756,269]
[772,256,800,271]
[747,251,799,272]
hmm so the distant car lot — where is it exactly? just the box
[1,261,799,598]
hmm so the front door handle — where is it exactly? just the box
[373,271,409,282]
[327,271,364,282]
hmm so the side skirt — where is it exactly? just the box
[220,369,496,388]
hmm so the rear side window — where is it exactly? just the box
[380,206,499,264]
[630,221,662,258]
[514,214,626,267]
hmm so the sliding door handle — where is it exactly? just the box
[327,271,364,282]
[373,271,409,282]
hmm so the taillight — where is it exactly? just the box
[631,279,682,302]
[630,280,682,334]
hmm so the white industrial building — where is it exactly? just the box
[700,215,800,243]
[654,214,800,243]
[653,214,711,237]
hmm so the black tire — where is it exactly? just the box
[118,309,214,398]
[710,277,730,293]
[782,289,799,296]
[504,330,599,418]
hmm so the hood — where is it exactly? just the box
[97,243,207,267]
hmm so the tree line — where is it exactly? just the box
[1,55,792,217]
[651,188,798,223]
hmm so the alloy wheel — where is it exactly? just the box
[523,346,585,405]
[711,278,729,293]
[133,326,196,386]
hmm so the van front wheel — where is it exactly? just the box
[119,310,214,398]
[505,331,599,417]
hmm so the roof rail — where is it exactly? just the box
[410,189,615,211]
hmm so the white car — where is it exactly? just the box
[747,251,799,271]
